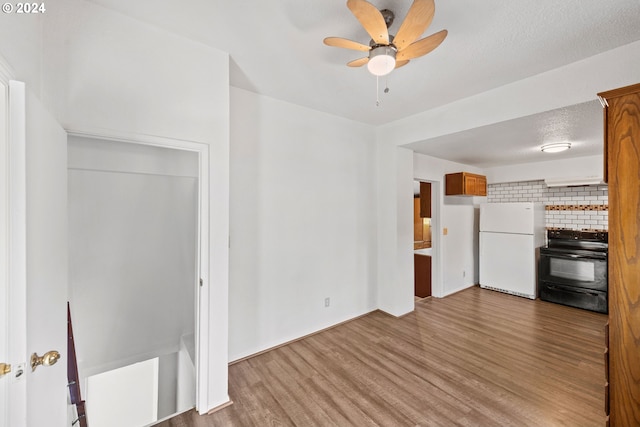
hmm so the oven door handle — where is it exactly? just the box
[546,285,602,297]
[542,252,606,261]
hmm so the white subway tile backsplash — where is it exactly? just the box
[487,179,608,230]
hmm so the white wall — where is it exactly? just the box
[157,353,178,420]
[228,88,378,361]
[86,358,159,427]
[0,12,42,98]
[176,334,196,413]
[68,137,198,379]
[375,143,414,316]
[484,154,603,184]
[414,153,485,296]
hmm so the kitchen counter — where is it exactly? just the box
[414,248,432,256]
[414,240,432,250]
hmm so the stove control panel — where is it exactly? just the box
[547,229,608,242]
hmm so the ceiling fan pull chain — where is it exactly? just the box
[384,76,390,94]
[376,75,380,107]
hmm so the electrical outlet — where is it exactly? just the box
[324,297,330,307]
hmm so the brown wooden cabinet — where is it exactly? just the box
[414,254,432,297]
[419,182,431,218]
[597,82,640,426]
[445,172,487,196]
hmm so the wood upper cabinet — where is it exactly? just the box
[445,172,487,196]
[597,82,640,427]
[420,182,431,218]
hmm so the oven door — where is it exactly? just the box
[539,249,607,291]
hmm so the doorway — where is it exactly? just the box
[413,179,441,299]
[67,135,200,426]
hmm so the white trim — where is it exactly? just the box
[429,181,443,298]
[8,80,27,427]
[66,129,212,413]
[414,179,444,299]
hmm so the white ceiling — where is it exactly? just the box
[85,0,640,167]
[406,100,604,168]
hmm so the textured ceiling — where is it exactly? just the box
[85,0,640,166]
[405,101,603,168]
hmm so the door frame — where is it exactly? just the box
[415,178,443,298]
[3,74,30,427]
[66,128,212,413]
[0,56,15,427]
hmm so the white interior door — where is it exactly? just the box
[7,81,68,426]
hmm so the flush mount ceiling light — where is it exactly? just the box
[541,142,571,153]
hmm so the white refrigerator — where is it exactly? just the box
[479,202,546,299]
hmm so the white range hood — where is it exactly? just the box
[544,176,604,187]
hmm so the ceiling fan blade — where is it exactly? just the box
[393,0,435,51]
[347,0,389,45]
[397,29,447,61]
[395,60,410,69]
[347,57,369,67]
[324,37,371,52]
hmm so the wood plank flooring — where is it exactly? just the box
[157,286,607,427]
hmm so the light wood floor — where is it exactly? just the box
[157,286,607,427]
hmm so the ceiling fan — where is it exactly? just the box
[324,0,447,77]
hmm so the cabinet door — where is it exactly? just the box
[413,198,423,241]
[419,182,431,218]
[477,176,487,196]
[445,173,463,195]
[414,255,432,297]
[464,175,477,195]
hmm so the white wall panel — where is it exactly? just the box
[229,88,378,361]
[68,138,198,379]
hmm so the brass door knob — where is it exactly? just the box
[0,363,11,377]
[31,351,60,372]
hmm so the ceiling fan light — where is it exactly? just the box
[367,45,397,76]
[541,142,571,153]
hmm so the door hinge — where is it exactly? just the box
[199,278,203,287]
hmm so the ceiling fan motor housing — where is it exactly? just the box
[380,9,395,27]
